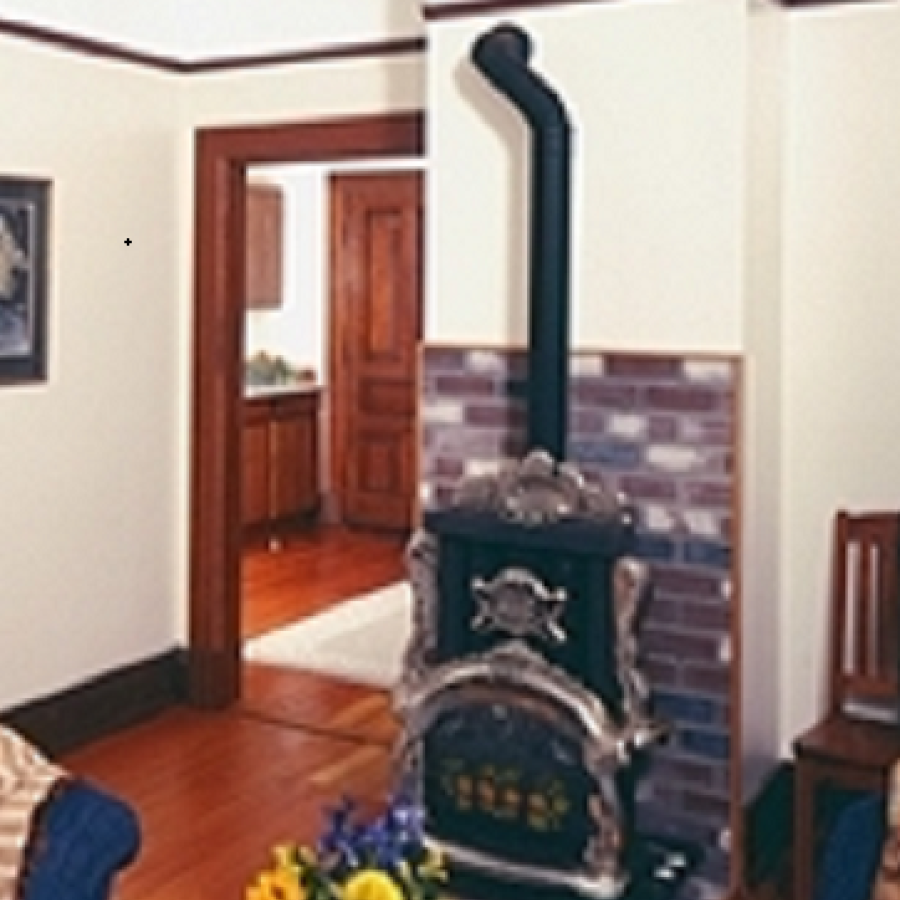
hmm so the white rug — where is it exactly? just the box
[243,581,412,689]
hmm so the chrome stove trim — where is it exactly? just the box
[428,834,628,900]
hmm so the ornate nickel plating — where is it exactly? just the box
[393,640,640,898]
[399,530,440,684]
[453,449,624,525]
[612,557,670,749]
[471,567,568,644]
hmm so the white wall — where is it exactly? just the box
[175,0,423,62]
[244,168,325,376]
[780,3,900,746]
[740,0,785,797]
[0,0,423,60]
[0,38,179,707]
[0,0,180,55]
[426,0,746,352]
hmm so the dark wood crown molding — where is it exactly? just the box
[187,37,427,74]
[422,0,889,18]
[0,16,426,75]
[779,0,894,5]
[423,0,628,19]
[0,15,182,71]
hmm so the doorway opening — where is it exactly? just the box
[238,163,422,726]
[189,112,424,710]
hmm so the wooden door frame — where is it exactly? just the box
[189,112,424,707]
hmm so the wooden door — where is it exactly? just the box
[330,172,423,532]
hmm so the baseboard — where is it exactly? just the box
[742,761,794,889]
[0,648,188,756]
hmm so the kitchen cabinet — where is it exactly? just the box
[242,388,320,544]
[245,182,283,309]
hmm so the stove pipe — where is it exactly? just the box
[471,24,572,461]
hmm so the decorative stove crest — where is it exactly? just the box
[456,449,622,525]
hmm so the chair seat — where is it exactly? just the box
[794,715,900,777]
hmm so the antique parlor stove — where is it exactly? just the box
[393,24,690,900]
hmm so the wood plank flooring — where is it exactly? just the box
[240,524,406,737]
[61,525,407,900]
[241,525,407,639]
[63,708,394,900]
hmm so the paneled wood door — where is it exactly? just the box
[329,172,423,532]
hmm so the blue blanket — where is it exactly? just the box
[19,779,140,900]
[816,793,884,900]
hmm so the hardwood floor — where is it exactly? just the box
[240,524,406,736]
[62,707,394,900]
[61,524,408,899]
[240,524,407,639]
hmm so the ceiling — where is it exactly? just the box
[0,0,425,61]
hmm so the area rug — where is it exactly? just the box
[243,581,412,689]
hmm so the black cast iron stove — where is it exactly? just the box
[393,24,693,900]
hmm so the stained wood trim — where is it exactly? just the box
[422,0,881,18]
[1,649,187,757]
[780,0,892,5]
[0,15,183,71]
[187,37,427,74]
[0,17,425,74]
[423,0,623,20]
[190,112,425,708]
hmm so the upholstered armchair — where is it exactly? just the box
[0,726,139,900]
[20,778,140,900]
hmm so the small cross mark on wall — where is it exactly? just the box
[124,238,132,246]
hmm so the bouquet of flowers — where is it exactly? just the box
[246,793,447,900]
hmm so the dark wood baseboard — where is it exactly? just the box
[1,648,188,757]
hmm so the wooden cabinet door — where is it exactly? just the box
[271,391,319,523]
[245,183,283,309]
[330,172,423,532]
[241,398,271,532]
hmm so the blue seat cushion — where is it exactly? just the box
[815,793,884,900]
[19,778,140,900]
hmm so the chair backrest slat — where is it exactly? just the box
[828,510,900,718]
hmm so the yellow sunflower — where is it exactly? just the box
[246,865,306,900]
[341,869,405,900]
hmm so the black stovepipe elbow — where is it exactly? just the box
[471,24,573,462]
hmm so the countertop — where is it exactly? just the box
[244,382,322,399]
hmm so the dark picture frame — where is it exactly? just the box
[0,177,50,384]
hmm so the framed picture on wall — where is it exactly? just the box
[0,177,50,384]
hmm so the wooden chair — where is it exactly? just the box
[793,510,900,900]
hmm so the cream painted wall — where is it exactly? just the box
[780,3,900,747]
[740,1,785,796]
[0,38,179,708]
[426,0,746,352]
[0,0,180,54]
[174,1,423,61]
[0,1,423,60]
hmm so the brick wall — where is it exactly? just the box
[419,346,740,898]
